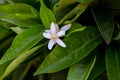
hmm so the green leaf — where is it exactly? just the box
[54,0,77,12]
[114,23,120,40]
[34,26,103,75]
[0,45,42,80]
[24,43,49,64]
[40,0,56,29]
[0,37,14,55]
[0,23,14,54]
[0,23,10,40]
[114,31,120,40]
[9,0,40,10]
[0,3,38,18]
[58,3,89,25]
[54,0,92,24]
[0,3,39,26]
[106,44,120,80]
[67,55,96,80]
[54,3,74,23]
[67,23,86,36]
[88,50,106,80]
[0,24,44,65]
[11,27,27,34]
[0,61,12,77]
[11,63,32,80]
[92,9,114,44]
[54,0,93,13]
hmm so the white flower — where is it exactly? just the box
[43,22,71,50]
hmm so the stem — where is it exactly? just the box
[58,3,89,25]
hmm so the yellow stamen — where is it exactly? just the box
[52,34,57,40]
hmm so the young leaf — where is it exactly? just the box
[0,24,44,65]
[92,9,114,44]
[34,26,103,75]
[40,0,56,29]
[67,55,96,80]
[106,44,120,80]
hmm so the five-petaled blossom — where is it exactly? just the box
[43,22,71,50]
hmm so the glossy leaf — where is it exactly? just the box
[0,45,42,80]
[40,0,56,29]
[67,55,96,80]
[0,3,39,26]
[0,3,38,18]
[88,50,106,80]
[0,61,12,77]
[24,43,49,64]
[1,14,40,27]
[34,26,103,75]
[11,27,27,34]
[67,23,86,36]
[0,24,44,65]
[9,0,40,10]
[106,44,120,80]
[92,9,114,44]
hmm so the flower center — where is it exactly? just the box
[51,34,57,40]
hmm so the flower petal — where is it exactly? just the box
[57,30,65,37]
[56,38,66,47]
[51,22,57,34]
[45,30,51,34]
[55,23,59,32]
[48,40,56,50]
[60,24,71,31]
[43,33,51,39]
